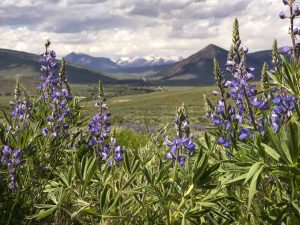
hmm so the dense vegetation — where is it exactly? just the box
[1,1,300,224]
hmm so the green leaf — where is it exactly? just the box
[244,162,263,184]
[124,151,131,174]
[73,155,82,181]
[193,153,208,185]
[248,165,264,209]
[122,172,138,189]
[83,156,98,183]
[225,173,247,185]
[100,185,109,210]
[33,206,58,220]
[262,143,280,161]
[107,192,121,212]
[142,167,152,184]
[204,132,211,150]
[155,162,171,184]
[34,204,57,209]
[58,172,69,187]
[82,208,98,216]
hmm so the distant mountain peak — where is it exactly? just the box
[113,56,181,68]
[65,52,118,72]
[150,43,272,85]
[195,44,227,58]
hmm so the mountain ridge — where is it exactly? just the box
[149,44,273,85]
[0,48,120,85]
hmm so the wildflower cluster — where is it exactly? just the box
[271,94,297,132]
[0,146,22,190]
[165,103,196,166]
[88,81,124,166]
[39,41,73,138]
[279,0,300,60]
[39,40,59,97]
[206,19,298,150]
[10,77,32,128]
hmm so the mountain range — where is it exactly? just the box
[65,44,273,85]
[0,44,275,88]
[65,52,176,75]
[149,44,272,85]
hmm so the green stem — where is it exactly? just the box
[7,190,20,225]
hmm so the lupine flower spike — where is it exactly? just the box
[88,81,124,166]
[165,103,196,166]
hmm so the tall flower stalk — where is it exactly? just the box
[88,81,124,166]
[207,19,272,151]
[39,41,73,139]
[279,0,300,62]
[165,103,196,166]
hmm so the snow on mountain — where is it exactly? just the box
[113,56,182,68]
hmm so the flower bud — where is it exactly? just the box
[282,0,288,5]
[279,11,286,19]
[293,27,299,35]
[294,5,300,16]
[45,39,51,48]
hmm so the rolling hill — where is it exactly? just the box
[149,44,272,85]
[0,48,120,85]
[0,45,275,91]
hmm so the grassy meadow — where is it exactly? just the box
[0,83,213,134]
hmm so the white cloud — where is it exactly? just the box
[0,0,294,58]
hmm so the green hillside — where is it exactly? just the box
[0,48,121,95]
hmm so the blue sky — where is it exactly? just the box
[0,0,293,58]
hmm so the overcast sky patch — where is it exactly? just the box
[0,0,292,58]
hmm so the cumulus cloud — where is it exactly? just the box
[0,0,292,58]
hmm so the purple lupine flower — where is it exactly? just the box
[216,100,225,114]
[1,146,22,190]
[239,128,251,140]
[88,82,124,166]
[293,27,299,35]
[114,145,124,162]
[282,46,291,54]
[217,135,231,148]
[279,11,286,19]
[224,120,231,131]
[42,128,48,136]
[166,104,195,166]
[177,154,186,166]
[11,100,32,127]
[213,117,222,126]
[49,50,56,58]
[269,94,298,132]
[294,5,300,16]
[39,43,73,139]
